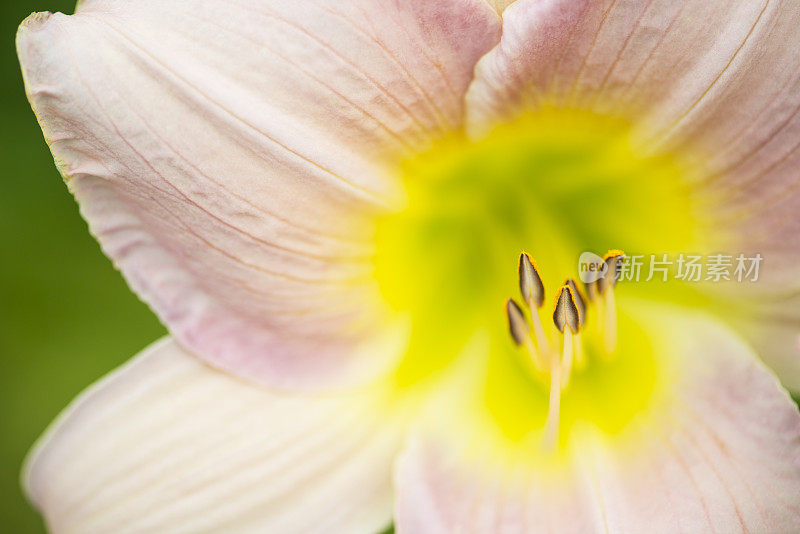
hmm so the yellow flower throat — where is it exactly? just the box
[372,108,706,449]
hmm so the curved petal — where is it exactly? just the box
[24,338,407,534]
[465,0,800,389]
[16,1,501,389]
[467,0,800,156]
[395,309,800,533]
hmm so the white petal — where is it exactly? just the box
[395,308,800,533]
[25,338,406,534]
[16,1,500,389]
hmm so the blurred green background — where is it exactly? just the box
[0,1,166,531]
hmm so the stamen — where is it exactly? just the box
[545,285,581,448]
[597,250,625,295]
[584,279,599,301]
[603,285,618,354]
[518,253,549,352]
[564,279,586,374]
[506,298,529,347]
[600,250,624,354]
[505,251,625,449]
[506,298,547,371]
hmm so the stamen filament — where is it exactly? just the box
[545,333,570,449]
[598,250,624,355]
[574,332,586,369]
[528,306,550,355]
[525,337,547,373]
[603,285,617,354]
[563,279,586,376]
[562,332,578,390]
[506,299,548,371]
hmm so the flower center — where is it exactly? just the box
[372,108,706,448]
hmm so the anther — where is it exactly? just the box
[519,253,545,308]
[553,285,580,335]
[506,298,529,346]
[506,298,547,371]
[597,250,625,295]
[564,279,586,328]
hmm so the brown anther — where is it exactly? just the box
[519,253,545,309]
[564,278,586,327]
[598,250,626,294]
[553,285,580,334]
[506,298,530,346]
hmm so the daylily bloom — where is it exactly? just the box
[17,0,800,532]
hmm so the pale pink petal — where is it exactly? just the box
[24,338,406,534]
[467,0,800,155]
[395,309,800,533]
[466,0,800,389]
[16,1,500,389]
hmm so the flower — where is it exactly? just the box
[16,0,800,532]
